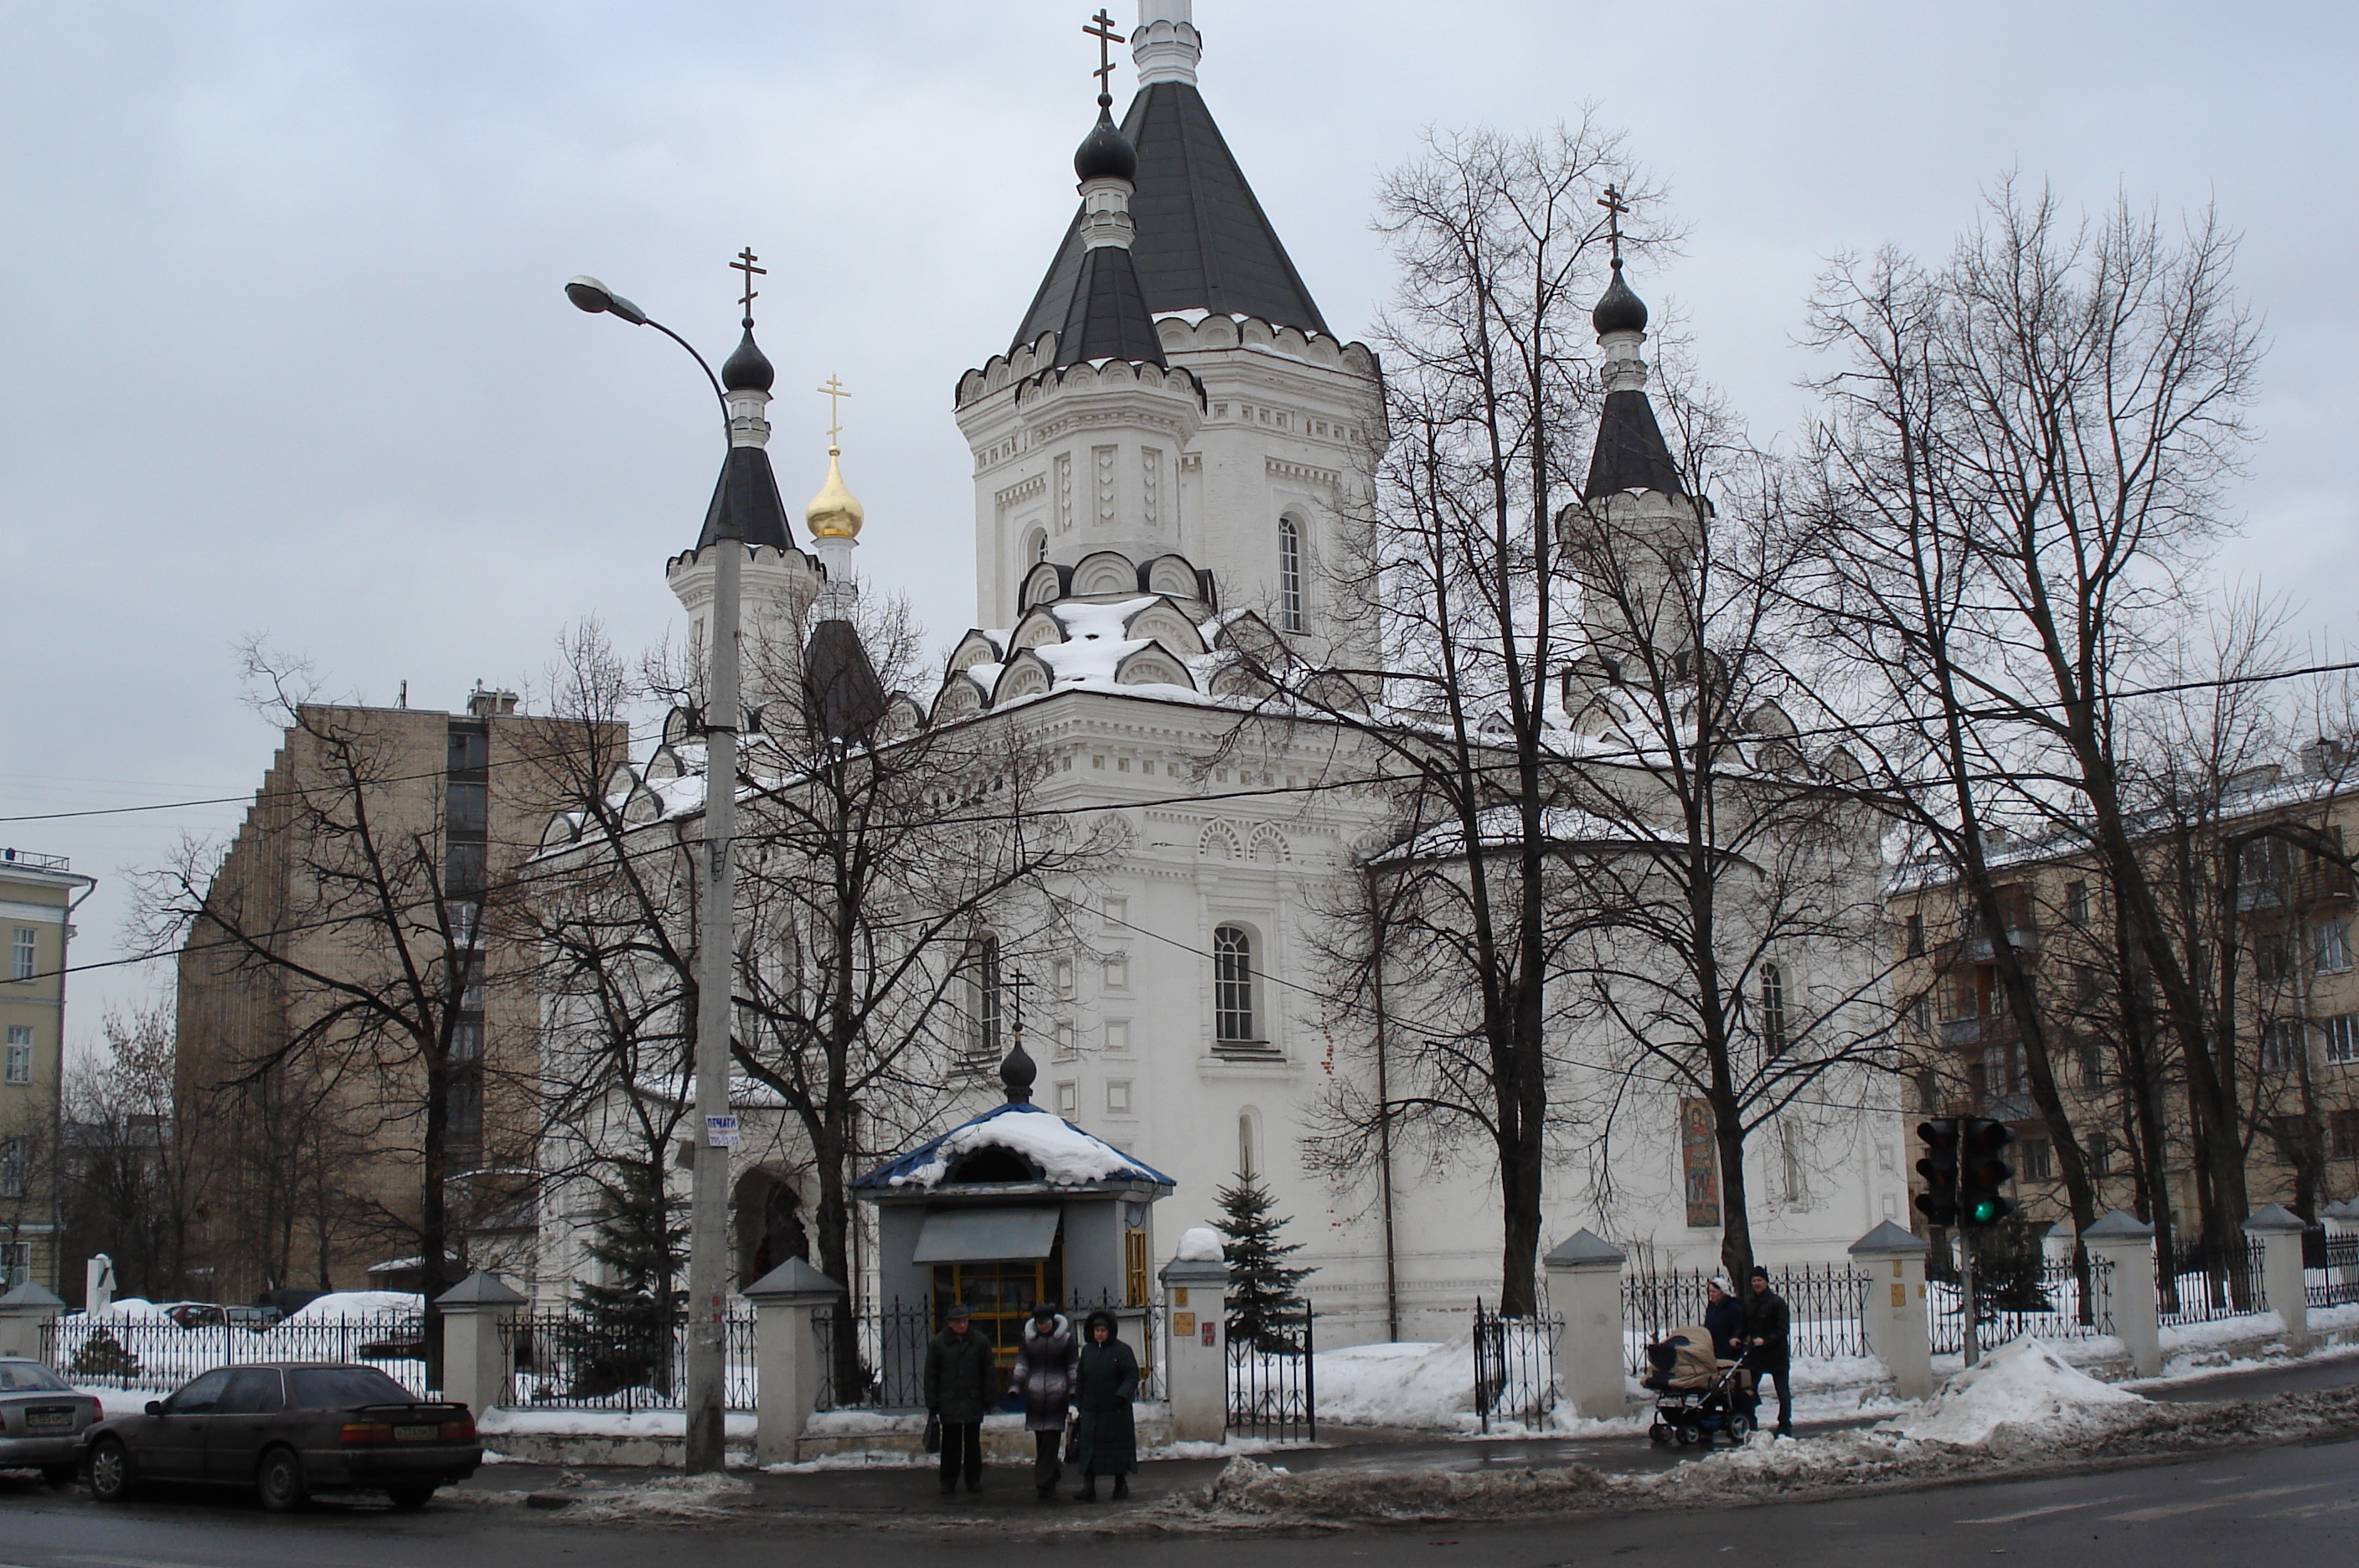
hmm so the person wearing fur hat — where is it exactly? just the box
[1743,1265,1794,1436]
[1070,1308,1138,1501]
[924,1302,996,1496]
[1008,1302,1080,1498]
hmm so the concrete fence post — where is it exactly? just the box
[433,1271,526,1419]
[1159,1252,1231,1444]
[2083,1209,2161,1379]
[743,1258,844,1466]
[1542,1230,1626,1421]
[2243,1202,2310,1351]
[0,1281,65,1363]
[1848,1220,1933,1400]
[2324,1199,2359,1308]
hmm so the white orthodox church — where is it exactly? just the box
[533,2,1910,1344]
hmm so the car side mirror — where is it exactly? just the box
[145,1400,164,1416]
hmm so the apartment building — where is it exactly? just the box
[0,848,96,1290]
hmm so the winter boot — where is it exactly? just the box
[1112,1476,1129,1500]
[1074,1480,1097,1502]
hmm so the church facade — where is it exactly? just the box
[531,2,1909,1344]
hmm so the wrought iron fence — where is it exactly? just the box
[809,1294,1164,1411]
[1927,1256,2114,1356]
[2305,1234,2359,1310]
[501,1309,757,1411]
[42,1310,432,1395]
[1226,1308,1314,1442]
[1619,1265,1870,1376]
[1471,1299,1559,1431]
[2156,1240,2269,1326]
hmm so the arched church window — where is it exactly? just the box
[1238,1112,1257,1177]
[1759,960,1789,1057]
[1214,925,1256,1042]
[968,933,1002,1064]
[1278,516,1304,633]
[1029,529,1048,565]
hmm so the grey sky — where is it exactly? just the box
[4,2,2352,1047]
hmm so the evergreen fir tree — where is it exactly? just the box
[560,1155,684,1397]
[1214,1173,1314,1354]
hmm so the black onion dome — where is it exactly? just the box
[1073,98,1138,183]
[720,328,774,392]
[1591,260,1649,336]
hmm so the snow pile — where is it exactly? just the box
[71,1297,176,1323]
[283,1291,422,1323]
[550,1473,751,1524]
[1174,1227,1226,1262]
[764,1448,932,1473]
[1314,1339,1479,1430]
[1181,1454,1616,1523]
[892,1106,1145,1189]
[478,1407,757,1441]
[1879,1337,2142,1447]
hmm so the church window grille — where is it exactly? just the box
[1214,926,1256,1042]
[1278,516,1304,632]
[1759,961,1789,1056]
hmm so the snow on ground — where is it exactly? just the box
[1878,1338,2142,1447]
[284,1291,423,1323]
[69,1297,177,1322]
[74,1384,159,1417]
[763,1449,932,1473]
[1313,1339,1478,1429]
[545,1473,752,1524]
[478,1407,757,1441]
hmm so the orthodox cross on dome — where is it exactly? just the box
[1084,8,1123,100]
[999,967,1037,1104]
[815,374,851,452]
[731,245,767,328]
[1598,184,1630,267]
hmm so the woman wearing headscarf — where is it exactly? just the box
[1007,1302,1079,1498]
[1702,1276,1746,1363]
[1069,1308,1138,1501]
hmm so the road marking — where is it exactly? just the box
[2258,1496,2359,1521]
[2103,1483,2334,1522]
[1957,1496,2136,1524]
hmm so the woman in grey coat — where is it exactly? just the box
[1007,1302,1079,1498]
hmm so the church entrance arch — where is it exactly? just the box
[734,1167,808,1286]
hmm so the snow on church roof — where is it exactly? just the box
[854,1101,1174,1193]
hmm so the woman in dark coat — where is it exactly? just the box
[1007,1302,1079,1498]
[1070,1308,1138,1501]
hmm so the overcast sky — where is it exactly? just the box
[4,1,2353,1049]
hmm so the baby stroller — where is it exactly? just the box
[1641,1324,1755,1447]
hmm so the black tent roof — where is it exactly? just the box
[1582,389,1685,502]
[1050,244,1166,368]
[1014,80,1329,351]
[697,445,796,552]
[803,617,889,742]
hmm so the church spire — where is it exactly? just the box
[696,248,796,549]
[1050,13,1164,367]
[1581,189,1683,502]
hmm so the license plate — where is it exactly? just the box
[25,1410,73,1433]
[394,1424,438,1442]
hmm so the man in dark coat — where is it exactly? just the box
[1008,1302,1079,1499]
[1743,1265,1794,1437]
[1071,1308,1138,1501]
[924,1302,996,1494]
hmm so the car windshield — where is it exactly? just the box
[0,1361,70,1392]
[287,1367,416,1409]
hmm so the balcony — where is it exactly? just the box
[1932,925,2041,970]
[1939,1014,2018,1050]
[0,848,70,873]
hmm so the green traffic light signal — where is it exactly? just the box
[1958,1117,2016,1228]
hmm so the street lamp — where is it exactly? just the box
[565,267,751,1474]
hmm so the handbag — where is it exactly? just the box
[922,1412,942,1454]
[1061,1415,1080,1464]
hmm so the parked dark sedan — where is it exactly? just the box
[0,1358,104,1485]
[83,1362,478,1511]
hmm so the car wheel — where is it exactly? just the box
[41,1462,78,1488]
[88,1438,136,1503]
[385,1483,437,1510]
[256,1447,308,1514]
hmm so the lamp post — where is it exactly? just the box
[566,272,740,1473]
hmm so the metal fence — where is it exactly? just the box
[501,1309,757,1411]
[1619,1265,1871,1375]
[1927,1256,2114,1356]
[810,1295,1164,1412]
[42,1310,431,1395]
[2305,1234,2359,1311]
[1471,1300,1559,1431]
[2156,1240,2269,1326]
[1226,1309,1314,1442]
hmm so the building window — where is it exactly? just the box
[2084,1132,2110,1178]
[1278,517,1304,632]
[2314,921,2353,974]
[2324,1014,2359,1064]
[0,1240,26,1287]
[9,928,34,982]
[968,934,1002,1062]
[1030,529,1048,565]
[446,781,488,835]
[2332,1110,2359,1161]
[1214,926,1256,1042]
[2064,880,2089,925]
[1237,1112,1256,1177]
[1903,913,1924,957]
[2017,1137,2053,1182]
[2261,1020,2306,1074]
[2255,932,2290,983]
[1052,1019,1076,1061]
[5,1026,33,1085]
[2078,1038,2108,1086]
[1054,1081,1078,1117]
[0,1137,23,1198]
[1758,962,1789,1056]
[1106,1080,1132,1116]
[2072,964,2100,1008]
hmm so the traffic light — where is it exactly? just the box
[1959,1117,2016,1227]
[1913,1117,1960,1226]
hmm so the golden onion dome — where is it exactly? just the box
[805,446,865,539]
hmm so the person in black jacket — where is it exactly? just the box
[1070,1309,1138,1502]
[924,1302,997,1495]
[1702,1277,1746,1363]
[1742,1265,1794,1437]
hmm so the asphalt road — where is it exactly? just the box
[0,1436,2353,1567]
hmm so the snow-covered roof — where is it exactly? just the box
[854,1101,1174,1193]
